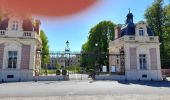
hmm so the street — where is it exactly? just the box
[0,79,170,100]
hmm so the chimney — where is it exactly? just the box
[35,20,41,35]
[115,25,121,39]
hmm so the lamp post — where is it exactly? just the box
[65,40,70,75]
[95,43,98,47]
[95,43,99,72]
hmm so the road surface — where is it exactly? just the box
[0,80,170,99]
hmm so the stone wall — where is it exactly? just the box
[20,45,31,69]
[150,48,158,70]
[129,48,137,70]
[34,75,69,81]
[95,75,125,81]
[0,44,4,69]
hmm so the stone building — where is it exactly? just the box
[48,54,80,69]
[48,55,65,69]
[0,14,42,82]
[109,12,162,81]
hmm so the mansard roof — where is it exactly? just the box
[22,18,34,31]
[119,12,155,37]
[0,18,9,30]
[0,17,39,32]
[120,22,135,37]
[147,27,155,36]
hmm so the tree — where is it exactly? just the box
[54,59,61,70]
[163,3,170,67]
[145,0,165,43]
[40,30,50,69]
[80,20,116,71]
[144,0,170,68]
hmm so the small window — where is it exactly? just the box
[116,56,119,64]
[7,75,14,78]
[142,74,147,78]
[139,54,147,70]
[139,28,144,36]
[12,21,19,30]
[8,51,17,68]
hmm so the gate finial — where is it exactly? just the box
[128,8,131,13]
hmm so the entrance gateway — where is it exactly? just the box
[47,50,124,80]
[46,39,124,81]
[0,11,162,82]
[47,11,163,81]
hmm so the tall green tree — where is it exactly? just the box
[40,30,50,69]
[80,20,116,71]
[163,3,170,67]
[144,0,170,68]
[144,0,165,42]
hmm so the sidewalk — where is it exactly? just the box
[167,77,170,81]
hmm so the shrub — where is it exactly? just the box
[62,70,67,75]
[56,70,61,75]
[88,69,94,73]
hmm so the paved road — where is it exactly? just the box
[1,95,170,100]
[0,80,170,98]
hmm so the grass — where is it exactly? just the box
[40,65,81,75]
[41,68,57,75]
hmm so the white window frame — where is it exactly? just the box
[12,21,19,30]
[8,51,18,69]
[139,54,147,70]
[139,28,144,36]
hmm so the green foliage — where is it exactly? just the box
[144,0,170,68]
[62,70,67,75]
[54,60,61,70]
[144,0,165,39]
[40,30,50,68]
[56,70,61,75]
[163,3,170,68]
[68,65,80,73]
[41,68,55,75]
[80,20,116,70]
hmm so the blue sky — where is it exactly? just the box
[38,0,169,51]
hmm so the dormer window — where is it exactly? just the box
[12,21,19,30]
[139,27,144,36]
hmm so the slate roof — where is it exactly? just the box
[22,19,34,31]
[120,12,155,37]
[147,27,155,36]
[0,18,9,30]
[0,18,36,31]
[121,12,135,37]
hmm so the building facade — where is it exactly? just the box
[48,54,80,69]
[48,55,65,69]
[109,12,162,81]
[0,14,42,82]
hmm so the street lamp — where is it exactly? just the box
[65,40,70,76]
[95,43,98,47]
[95,43,99,72]
[65,40,70,52]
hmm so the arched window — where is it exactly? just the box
[139,27,144,36]
[12,21,19,30]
